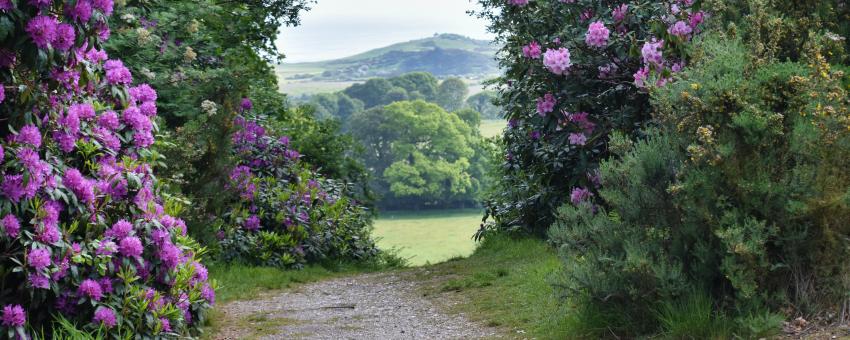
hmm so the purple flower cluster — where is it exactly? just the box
[1,1,214,335]
[536,93,557,116]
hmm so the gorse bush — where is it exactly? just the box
[476,0,707,235]
[549,20,850,340]
[216,110,378,268]
[0,0,214,338]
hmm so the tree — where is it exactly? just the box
[383,87,410,104]
[454,108,482,129]
[344,78,395,108]
[436,77,469,112]
[466,91,501,119]
[348,100,481,208]
[390,72,439,101]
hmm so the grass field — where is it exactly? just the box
[480,119,505,138]
[373,209,483,266]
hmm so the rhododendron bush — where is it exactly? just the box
[0,0,213,337]
[216,111,378,268]
[474,0,706,235]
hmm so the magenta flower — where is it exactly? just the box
[668,21,693,38]
[157,241,181,269]
[634,66,650,88]
[129,84,157,103]
[612,4,628,22]
[536,93,557,116]
[509,0,528,6]
[78,279,103,301]
[1,304,25,327]
[105,220,134,239]
[63,168,95,203]
[2,214,20,238]
[119,236,143,257]
[67,0,93,23]
[241,98,253,111]
[160,317,171,332]
[522,41,541,59]
[28,248,52,270]
[26,15,58,49]
[569,133,587,146]
[0,83,5,103]
[641,39,664,66]
[104,60,132,85]
[585,21,610,48]
[244,215,261,232]
[542,47,572,75]
[92,307,117,328]
[16,124,42,148]
[53,24,76,51]
[570,187,593,205]
[29,274,49,289]
[201,284,215,305]
[92,0,113,16]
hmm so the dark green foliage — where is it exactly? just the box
[344,78,396,108]
[549,31,850,336]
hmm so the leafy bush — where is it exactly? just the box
[476,0,707,235]
[0,0,214,337]
[216,111,379,268]
[549,31,850,335]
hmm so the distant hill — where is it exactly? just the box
[278,34,499,82]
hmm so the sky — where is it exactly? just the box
[276,0,493,63]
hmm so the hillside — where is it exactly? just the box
[277,34,499,90]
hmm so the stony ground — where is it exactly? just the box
[212,270,500,339]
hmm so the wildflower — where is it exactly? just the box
[92,307,117,328]
[28,248,52,270]
[585,21,610,48]
[1,305,25,327]
[542,47,572,75]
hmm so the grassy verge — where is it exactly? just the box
[412,234,573,339]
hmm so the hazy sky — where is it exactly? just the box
[276,0,493,63]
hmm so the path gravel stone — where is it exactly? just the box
[214,271,500,339]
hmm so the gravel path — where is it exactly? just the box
[213,271,500,339]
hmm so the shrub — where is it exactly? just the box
[475,0,707,235]
[549,32,850,335]
[216,111,379,268]
[0,0,214,338]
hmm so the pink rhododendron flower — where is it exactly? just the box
[613,4,628,22]
[569,133,587,145]
[1,305,25,327]
[634,66,650,88]
[119,236,143,257]
[522,41,541,59]
[536,93,557,116]
[2,214,19,238]
[641,39,664,66]
[78,279,103,301]
[668,21,692,38]
[543,47,572,75]
[585,21,610,48]
[570,187,593,205]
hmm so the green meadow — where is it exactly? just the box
[373,209,483,266]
